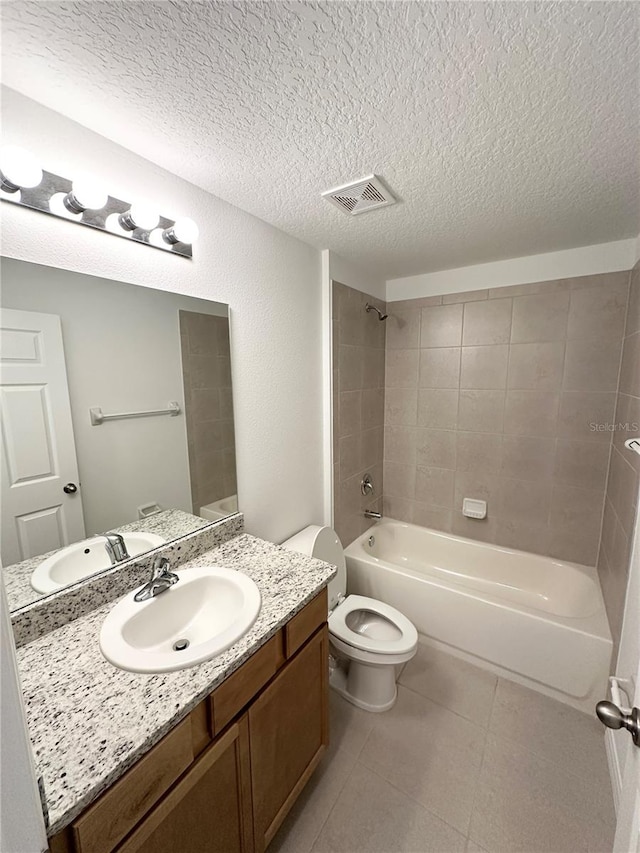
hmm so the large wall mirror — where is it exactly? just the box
[1,258,238,612]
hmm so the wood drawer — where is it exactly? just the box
[211,634,280,734]
[284,589,327,658]
[70,717,194,853]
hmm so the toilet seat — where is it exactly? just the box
[329,594,418,656]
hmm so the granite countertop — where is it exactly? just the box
[16,532,336,837]
[4,509,211,612]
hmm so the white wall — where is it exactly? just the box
[386,239,638,301]
[1,88,324,544]
[327,250,386,300]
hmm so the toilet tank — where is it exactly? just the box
[281,525,346,611]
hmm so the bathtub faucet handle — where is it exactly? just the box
[361,474,374,496]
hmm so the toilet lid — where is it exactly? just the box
[329,594,418,655]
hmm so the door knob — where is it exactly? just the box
[596,701,640,746]
[63,483,78,494]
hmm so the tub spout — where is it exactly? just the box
[364,509,382,520]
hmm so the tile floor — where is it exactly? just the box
[269,643,616,853]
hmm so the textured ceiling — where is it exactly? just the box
[2,1,639,278]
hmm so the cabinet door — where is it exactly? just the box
[116,716,253,853]
[249,626,329,852]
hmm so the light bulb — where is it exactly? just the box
[0,146,42,192]
[149,228,172,249]
[64,177,109,213]
[163,217,199,245]
[119,203,159,232]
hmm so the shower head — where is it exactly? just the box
[365,302,388,321]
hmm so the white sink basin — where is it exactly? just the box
[30,532,166,594]
[99,565,261,673]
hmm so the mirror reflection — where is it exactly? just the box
[1,258,238,611]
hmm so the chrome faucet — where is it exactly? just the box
[134,555,179,602]
[364,509,382,520]
[103,533,130,565]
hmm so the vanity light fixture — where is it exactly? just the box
[0,146,197,259]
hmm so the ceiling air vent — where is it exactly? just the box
[322,174,396,216]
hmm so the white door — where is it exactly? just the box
[1,308,85,566]
[608,477,640,853]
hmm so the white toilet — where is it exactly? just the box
[282,525,417,712]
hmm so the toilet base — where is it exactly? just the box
[329,658,398,713]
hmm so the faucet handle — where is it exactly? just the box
[151,555,172,578]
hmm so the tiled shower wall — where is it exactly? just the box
[179,310,237,515]
[598,263,640,649]
[381,272,631,566]
[332,281,386,547]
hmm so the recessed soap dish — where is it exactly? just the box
[462,498,487,519]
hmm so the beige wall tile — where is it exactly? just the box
[362,347,385,389]
[385,307,420,349]
[607,447,638,536]
[567,278,629,340]
[563,338,622,392]
[495,520,550,555]
[548,524,600,566]
[384,387,418,426]
[339,390,361,437]
[566,270,629,291]
[501,435,556,481]
[452,513,497,542]
[362,426,384,468]
[362,387,385,427]
[553,439,610,490]
[557,391,617,442]
[442,289,489,304]
[339,433,362,479]
[411,503,453,531]
[416,466,455,507]
[384,461,416,500]
[383,494,413,523]
[457,390,505,433]
[510,291,569,343]
[416,428,457,469]
[507,342,565,391]
[488,279,568,299]
[338,344,363,391]
[497,478,552,527]
[456,432,502,473]
[503,390,560,437]
[190,388,221,422]
[419,347,461,388]
[626,267,640,335]
[417,388,459,429]
[384,425,417,466]
[618,331,640,397]
[462,299,512,346]
[385,348,419,387]
[460,345,509,389]
[420,303,463,347]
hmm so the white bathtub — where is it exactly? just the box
[344,518,612,713]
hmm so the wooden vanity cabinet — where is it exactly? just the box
[48,590,328,853]
[250,626,329,852]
